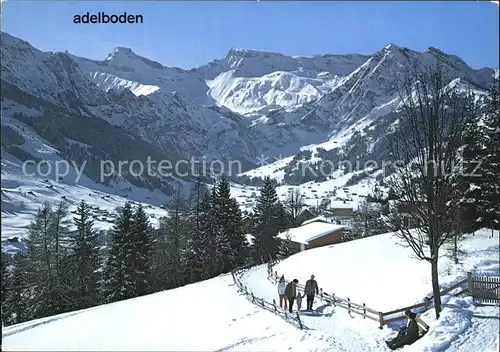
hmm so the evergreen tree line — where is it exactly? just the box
[458,82,500,233]
[1,176,293,326]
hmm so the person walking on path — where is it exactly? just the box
[285,279,299,313]
[277,276,287,310]
[305,274,319,311]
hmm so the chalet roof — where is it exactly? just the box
[278,222,345,245]
[329,201,354,209]
[297,208,317,217]
[301,216,329,226]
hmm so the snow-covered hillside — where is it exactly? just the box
[1,113,171,251]
[240,229,500,352]
[3,229,498,351]
[259,230,499,310]
[1,273,337,351]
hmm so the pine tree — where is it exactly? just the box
[185,179,212,282]
[25,202,70,318]
[149,226,169,292]
[4,253,29,325]
[53,201,75,313]
[251,177,289,262]
[459,82,500,233]
[1,252,10,325]
[131,204,152,296]
[481,83,500,232]
[161,189,188,289]
[199,191,220,278]
[103,202,135,303]
[275,202,293,260]
[69,200,101,309]
[213,176,238,272]
[459,107,484,232]
[227,197,247,266]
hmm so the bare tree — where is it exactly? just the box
[385,62,477,319]
[284,188,306,220]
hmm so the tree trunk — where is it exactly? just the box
[431,257,441,319]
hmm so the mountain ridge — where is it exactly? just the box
[1,30,497,189]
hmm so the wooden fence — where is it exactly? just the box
[267,265,499,329]
[378,277,471,326]
[469,273,500,304]
[267,270,381,324]
[231,265,306,330]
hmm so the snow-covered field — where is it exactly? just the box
[3,229,498,351]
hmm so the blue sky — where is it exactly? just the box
[2,1,499,69]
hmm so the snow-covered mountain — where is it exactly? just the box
[0,32,263,167]
[1,31,498,204]
[199,48,370,114]
[73,46,212,105]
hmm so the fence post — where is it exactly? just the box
[251,292,255,302]
[378,312,384,329]
[348,298,351,314]
[467,271,473,296]
[363,303,366,318]
[320,288,323,299]
[273,299,277,312]
[296,311,303,330]
[424,297,430,310]
[332,293,336,306]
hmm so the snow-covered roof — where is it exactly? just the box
[329,201,354,209]
[297,208,317,217]
[301,216,329,226]
[278,222,345,245]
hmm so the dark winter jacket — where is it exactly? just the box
[284,282,296,299]
[405,317,419,341]
[304,279,319,295]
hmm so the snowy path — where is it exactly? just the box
[2,274,338,351]
[239,265,390,351]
